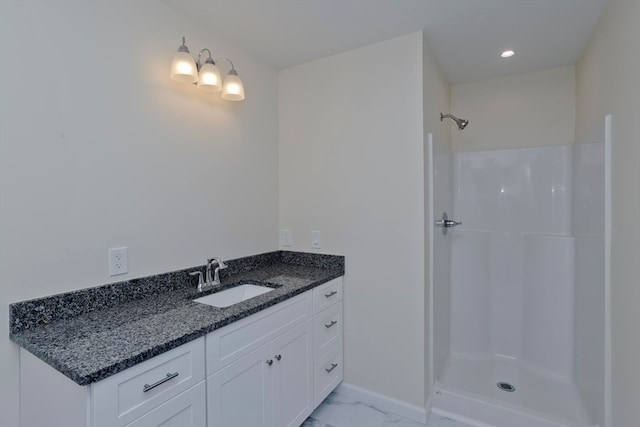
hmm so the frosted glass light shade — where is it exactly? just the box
[170,51,197,83]
[197,62,222,92]
[221,72,245,101]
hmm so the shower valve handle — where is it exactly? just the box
[435,212,462,235]
[443,219,462,227]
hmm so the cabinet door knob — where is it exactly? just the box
[274,354,282,361]
[266,359,273,366]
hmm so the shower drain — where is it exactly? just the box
[497,382,516,392]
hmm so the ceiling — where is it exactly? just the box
[165,0,608,85]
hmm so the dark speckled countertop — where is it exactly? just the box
[9,251,344,386]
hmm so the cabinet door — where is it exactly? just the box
[125,382,206,427]
[208,343,273,427]
[271,319,314,427]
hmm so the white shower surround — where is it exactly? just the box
[450,145,574,374]
[429,124,609,427]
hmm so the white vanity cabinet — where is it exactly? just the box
[205,276,343,427]
[18,276,344,427]
[206,292,314,427]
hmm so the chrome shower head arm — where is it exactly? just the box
[440,113,469,130]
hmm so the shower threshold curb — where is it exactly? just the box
[430,381,597,427]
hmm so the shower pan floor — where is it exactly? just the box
[432,355,595,427]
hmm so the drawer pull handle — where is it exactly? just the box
[143,372,179,393]
[324,320,338,329]
[325,363,338,373]
[324,291,338,298]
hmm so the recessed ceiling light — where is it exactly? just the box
[501,50,515,58]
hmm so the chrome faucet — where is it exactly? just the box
[206,257,227,286]
[190,257,228,292]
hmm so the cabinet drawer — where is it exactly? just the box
[92,337,205,427]
[314,302,342,358]
[125,381,206,427]
[314,344,343,407]
[312,278,343,314]
[206,291,312,375]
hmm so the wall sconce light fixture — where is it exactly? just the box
[169,36,245,101]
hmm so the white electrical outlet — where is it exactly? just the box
[282,229,292,247]
[109,247,128,276]
[311,230,321,249]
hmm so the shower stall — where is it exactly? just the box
[427,117,610,427]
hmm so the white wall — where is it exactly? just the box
[451,66,575,151]
[576,1,640,425]
[0,2,279,426]
[279,32,427,408]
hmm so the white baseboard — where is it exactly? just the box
[334,382,429,424]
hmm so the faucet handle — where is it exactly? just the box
[208,257,227,269]
[189,271,205,285]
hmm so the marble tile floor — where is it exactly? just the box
[302,391,477,427]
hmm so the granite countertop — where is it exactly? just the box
[9,251,344,386]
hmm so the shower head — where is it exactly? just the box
[441,113,469,130]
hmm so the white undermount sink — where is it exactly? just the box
[193,283,275,308]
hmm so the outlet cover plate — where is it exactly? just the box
[311,230,321,249]
[282,229,292,247]
[109,247,128,276]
